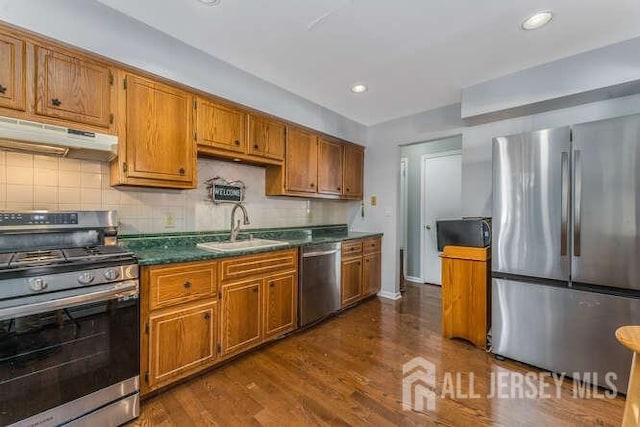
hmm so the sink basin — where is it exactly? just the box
[196,238,289,253]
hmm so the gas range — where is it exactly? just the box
[0,210,140,427]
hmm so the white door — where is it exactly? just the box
[421,152,462,285]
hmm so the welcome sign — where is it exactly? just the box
[205,177,246,204]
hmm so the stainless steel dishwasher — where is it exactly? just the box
[299,242,341,327]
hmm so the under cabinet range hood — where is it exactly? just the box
[0,115,117,161]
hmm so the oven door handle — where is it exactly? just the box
[0,280,139,321]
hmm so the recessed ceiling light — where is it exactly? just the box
[351,84,368,94]
[521,11,553,30]
[198,0,221,5]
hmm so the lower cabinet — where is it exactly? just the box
[221,278,263,356]
[341,237,382,307]
[148,300,217,389]
[141,249,298,395]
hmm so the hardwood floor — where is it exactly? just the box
[131,283,625,426]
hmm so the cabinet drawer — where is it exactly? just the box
[342,240,362,258]
[220,249,297,283]
[363,237,381,255]
[148,262,217,310]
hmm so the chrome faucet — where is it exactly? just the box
[229,203,250,242]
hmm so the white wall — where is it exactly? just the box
[0,0,366,143]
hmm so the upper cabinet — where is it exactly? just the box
[318,137,343,196]
[34,46,113,128]
[284,126,318,193]
[196,97,246,155]
[111,73,196,189]
[248,114,285,161]
[0,32,25,112]
[342,144,364,200]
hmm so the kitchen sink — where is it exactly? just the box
[196,238,289,253]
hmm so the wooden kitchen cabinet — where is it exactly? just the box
[341,257,363,307]
[285,126,318,193]
[343,144,364,199]
[341,236,382,307]
[220,278,263,356]
[147,300,217,389]
[248,114,285,161]
[111,73,196,189]
[196,96,247,154]
[34,45,113,128]
[264,271,297,339]
[318,137,344,195]
[0,32,25,112]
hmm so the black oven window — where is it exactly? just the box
[0,298,139,425]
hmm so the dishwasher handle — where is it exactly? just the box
[302,249,339,258]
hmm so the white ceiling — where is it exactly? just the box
[95,0,640,125]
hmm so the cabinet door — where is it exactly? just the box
[318,138,343,195]
[124,74,195,185]
[197,97,246,153]
[0,33,24,112]
[221,279,262,356]
[248,114,285,161]
[148,301,217,388]
[35,46,112,128]
[264,271,297,339]
[343,145,364,199]
[362,253,381,297]
[285,126,318,193]
[341,257,363,307]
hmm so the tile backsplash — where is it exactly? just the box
[0,151,360,234]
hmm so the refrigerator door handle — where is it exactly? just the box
[573,150,582,257]
[561,152,569,256]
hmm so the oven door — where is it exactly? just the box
[0,281,139,426]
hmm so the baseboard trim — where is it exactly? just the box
[405,275,423,283]
[377,290,402,300]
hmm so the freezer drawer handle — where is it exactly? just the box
[573,150,582,257]
[560,151,569,256]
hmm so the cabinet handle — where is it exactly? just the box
[0,85,6,94]
[51,98,61,107]
[179,167,185,176]
[184,281,191,289]
[203,312,211,320]
[234,140,241,146]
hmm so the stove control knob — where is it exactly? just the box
[77,272,95,285]
[104,268,120,281]
[29,278,48,292]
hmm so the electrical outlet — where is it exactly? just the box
[370,195,377,206]
[164,212,176,228]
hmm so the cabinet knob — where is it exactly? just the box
[366,259,370,263]
[51,98,62,107]
[310,183,315,188]
[203,312,211,320]
[269,281,275,288]
[184,281,191,289]
[254,144,259,149]
[337,187,341,191]
[346,188,351,192]
[0,85,6,94]
[179,167,185,176]
[234,140,241,146]
[253,287,259,293]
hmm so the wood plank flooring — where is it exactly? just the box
[131,283,625,426]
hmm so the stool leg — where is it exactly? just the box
[623,352,640,427]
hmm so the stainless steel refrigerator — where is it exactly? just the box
[491,113,640,392]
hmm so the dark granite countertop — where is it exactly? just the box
[120,225,382,266]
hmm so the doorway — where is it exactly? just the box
[420,151,461,285]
